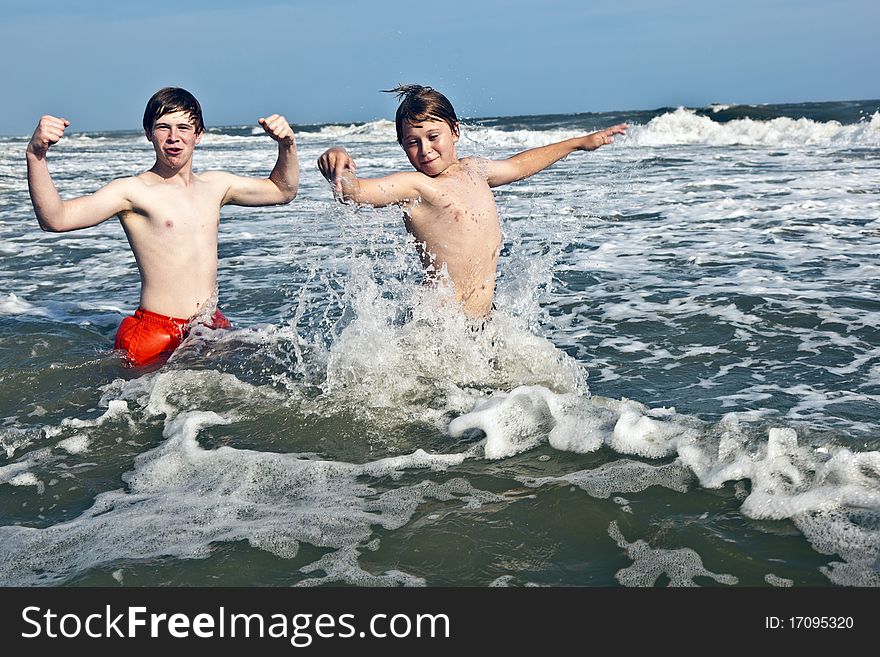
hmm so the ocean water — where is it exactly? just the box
[0,100,878,588]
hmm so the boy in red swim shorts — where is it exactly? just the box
[26,87,299,365]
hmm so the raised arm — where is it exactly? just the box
[485,123,628,188]
[26,115,132,232]
[317,147,423,207]
[221,114,299,206]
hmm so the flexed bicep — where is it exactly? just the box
[223,116,299,207]
[27,118,134,232]
[222,172,295,207]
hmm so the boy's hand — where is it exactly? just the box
[258,114,295,145]
[581,123,628,151]
[27,115,70,159]
[317,147,357,196]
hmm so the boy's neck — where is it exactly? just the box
[434,159,461,177]
[149,160,196,184]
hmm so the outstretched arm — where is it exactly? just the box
[317,147,422,207]
[26,115,132,232]
[485,124,628,188]
[222,114,299,206]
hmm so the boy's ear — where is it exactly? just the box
[452,123,460,142]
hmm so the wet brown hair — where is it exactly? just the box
[143,87,205,136]
[384,84,459,144]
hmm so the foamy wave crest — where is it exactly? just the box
[58,134,147,150]
[0,293,42,316]
[69,134,110,142]
[463,126,585,150]
[203,132,263,144]
[628,108,880,147]
[440,110,880,150]
[308,120,397,143]
[0,292,124,327]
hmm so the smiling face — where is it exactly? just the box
[146,110,203,170]
[400,118,460,176]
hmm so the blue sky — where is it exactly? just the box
[2,0,877,135]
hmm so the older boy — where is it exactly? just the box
[318,84,626,316]
[26,87,298,365]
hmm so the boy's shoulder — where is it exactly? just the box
[380,169,435,193]
[460,156,490,166]
[102,173,146,192]
[459,156,491,175]
[198,170,234,182]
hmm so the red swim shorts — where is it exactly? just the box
[114,307,231,366]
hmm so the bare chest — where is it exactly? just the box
[124,183,222,235]
[406,175,500,239]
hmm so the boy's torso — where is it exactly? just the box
[404,158,503,316]
[117,170,227,319]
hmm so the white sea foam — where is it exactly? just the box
[8,472,41,489]
[452,385,880,583]
[765,573,794,587]
[523,459,692,499]
[0,293,42,316]
[608,520,738,586]
[0,408,477,585]
[449,389,700,460]
[0,460,36,486]
[55,436,90,454]
[61,399,131,430]
[0,426,43,459]
[0,291,125,328]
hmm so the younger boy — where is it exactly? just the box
[317,84,626,317]
[26,87,299,365]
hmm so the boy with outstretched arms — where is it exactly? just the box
[26,87,298,365]
[318,85,626,316]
